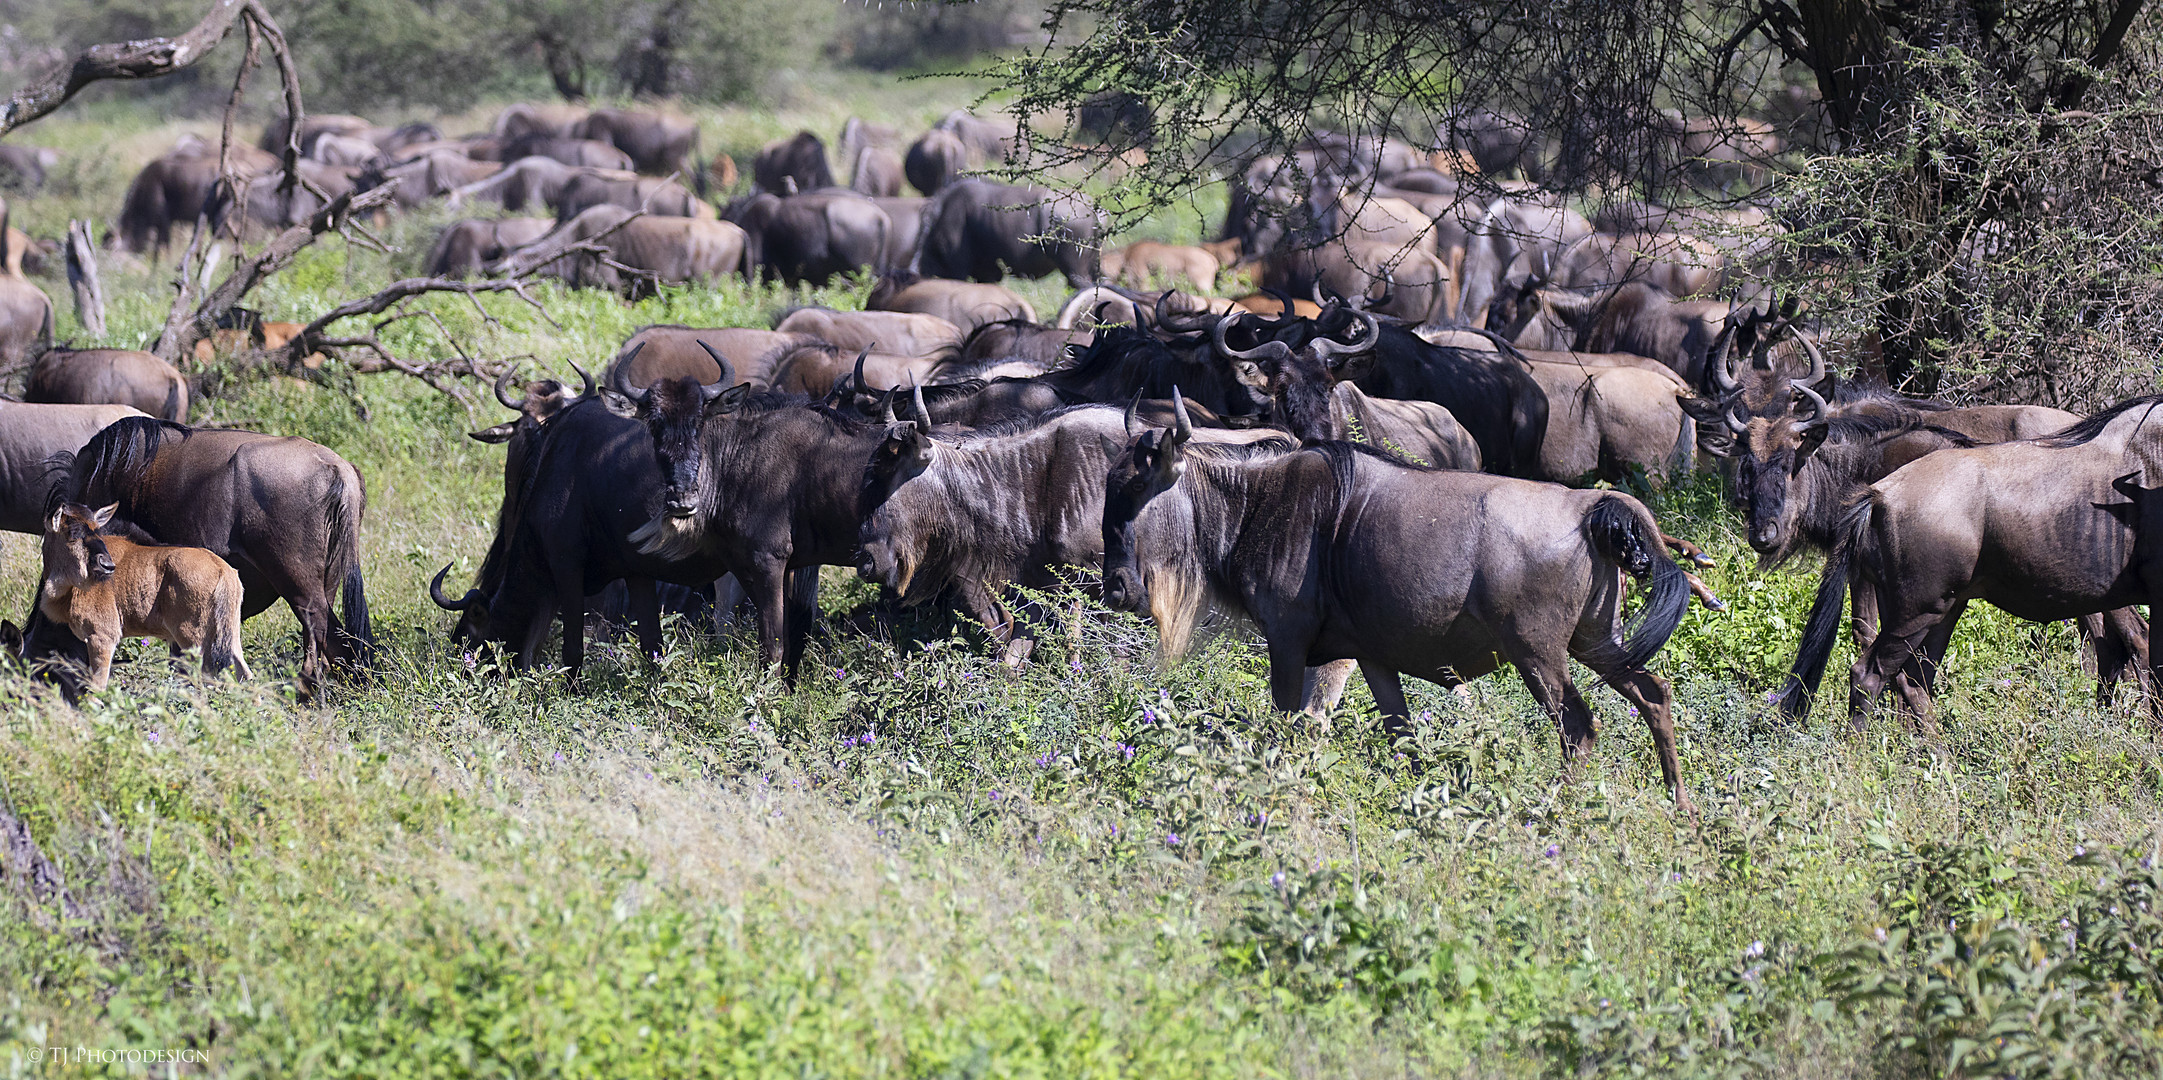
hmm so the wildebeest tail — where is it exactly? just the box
[1582,494,1688,672]
[326,461,374,664]
[1775,495,1870,720]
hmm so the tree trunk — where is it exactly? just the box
[1789,0,1900,144]
[64,219,105,338]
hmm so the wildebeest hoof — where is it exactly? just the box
[1684,572,1726,612]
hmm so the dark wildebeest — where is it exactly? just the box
[1547,231,1728,299]
[0,400,145,534]
[1458,195,1595,328]
[258,114,372,156]
[754,132,835,194]
[519,206,746,296]
[1100,410,1692,809]
[904,129,968,196]
[937,110,1012,162]
[432,364,735,678]
[446,157,636,214]
[26,349,188,421]
[868,275,1037,331]
[1786,396,2163,729]
[858,400,1290,664]
[871,195,926,273]
[46,417,370,689]
[1441,106,1549,178]
[116,140,279,254]
[425,217,553,278]
[1209,310,1481,470]
[572,109,700,177]
[766,343,940,397]
[773,308,963,357]
[502,133,635,171]
[1518,356,1694,484]
[1215,304,1550,478]
[552,174,712,221]
[1533,281,1741,388]
[954,319,1094,368]
[912,179,1103,287]
[614,326,809,389]
[849,145,905,198]
[724,192,890,286]
[494,102,591,141]
[209,161,361,237]
[353,150,504,208]
[1076,90,1155,147]
[1687,311,2145,719]
[605,371,890,675]
[38,501,250,691]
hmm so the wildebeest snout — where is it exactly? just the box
[1103,567,1144,612]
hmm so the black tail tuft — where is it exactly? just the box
[1775,496,1871,720]
[1583,495,1690,672]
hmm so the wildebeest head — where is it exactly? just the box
[1102,394,1194,613]
[857,386,940,594]
[44,502,119,586]
[467,358,595,443]
[1681,297,1832,554]
[1212,302,1379,442]
[604,341,752,520]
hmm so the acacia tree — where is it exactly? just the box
[993,0,2160,400]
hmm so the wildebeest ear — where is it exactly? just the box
[1677,395,1727,425]
[904,421,935,466]
[468,421,519,444]
[90,503,118,529]
[45,506,65,534]
[704,382,753,417]
[1794,423,1830,464]
[600,389,641,418]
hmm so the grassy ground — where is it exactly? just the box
[3,85,2163,1079]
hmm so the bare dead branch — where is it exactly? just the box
[0,0,260,137]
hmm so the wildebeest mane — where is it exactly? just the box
[2037,395,2163,447]
[47,416,190,515]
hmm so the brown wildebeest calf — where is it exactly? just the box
[40,502,250,691]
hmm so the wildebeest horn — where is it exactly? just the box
[879,387,899,425]
[1794,331,1828,387]
[565,356,597,399]
[910,382,932,430]
[609,342,651,406]
[1706,321,1738,393]
[1312,309,1380,361]
[429,563,482,612]
[1125,389,1142,437]
[1723,401,1748,436]
[696,340,737,387]
[1212,311,1292,361]
[493,364,522,410]
[1791,380,1829,429]
[1169,387,1193,445]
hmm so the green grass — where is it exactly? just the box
[3,89,2163,1079]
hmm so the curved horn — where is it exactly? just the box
[910,382,932,430]
[696,340,736,382]
[879,386,899,425]
[1794,332,1828,387]
[1125,389,1142,437]
[1791,380,1829,429]
[1212,311,1293,362]
[493,364,523,410]
[1706,321,1738,393]
[1723,401,1748,436]
[565,356,597,399]
[429,563,481,612]
[608,344,652,406]
[1169,388,1193,445]
[851,346,873,395]
[1313,309,1381,361]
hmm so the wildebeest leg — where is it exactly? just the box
[1356,661,1412,739]
[1600,666,1694,814]
[1908,598,1967,697]
[1302,659,1359,719]
[513,595,558,669]
[713,574,747,633]
[1848,613,1937,732]
[1265,639,1315,714]
[556,579,587,684]
[2081,607,2151,710]
[1661,533,1715,568]
[739,559,790,670]
[1513,654,1596,778]
[780,567,820,679]
[627,576,662,662]
[284,595,333,692]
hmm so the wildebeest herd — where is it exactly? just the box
[4,101,2160,817]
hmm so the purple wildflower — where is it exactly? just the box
[147,731,161,743]
[552,751,565,763]
[1270,871,1286,889]
[1543,844,1561,859]
[1165,833,1181,846]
